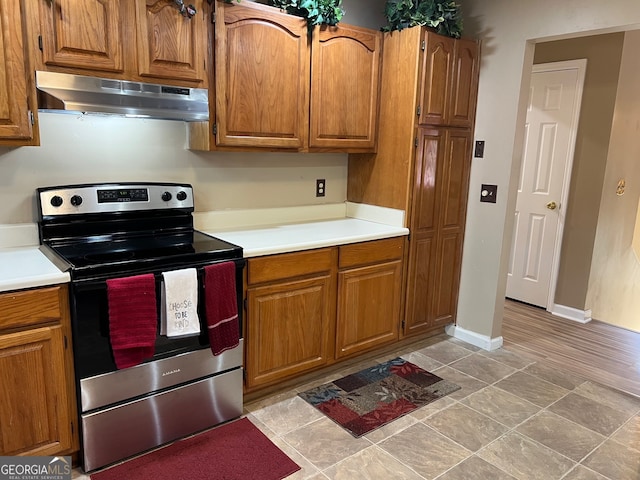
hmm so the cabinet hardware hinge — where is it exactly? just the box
[211,11,216,23]
[38,35,43,51]
[29,110,35,126]
[416,105,421,116]
[421,39,426,51]
[401,319,406,329]
[414,137,418,148]
[212,123,218,135]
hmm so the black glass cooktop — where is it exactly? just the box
[44,230,242,281]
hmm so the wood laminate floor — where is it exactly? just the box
[502,298,640,398]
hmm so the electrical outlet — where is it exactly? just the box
[316,179,326,197]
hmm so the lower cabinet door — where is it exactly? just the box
[335,260,402,359]
[0,325,73,455]
[245,275,334,388]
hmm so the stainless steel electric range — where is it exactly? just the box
[36,182,245,472]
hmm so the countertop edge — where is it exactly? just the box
[0,271,71,293]
[227,228,409,258]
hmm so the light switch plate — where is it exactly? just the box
[480,184,497,203]
[474,141,485,158]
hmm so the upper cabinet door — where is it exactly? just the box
[214,1,310,149]
[448,38,479,128]
[39,0,127,73]
[418,31,479,128]
[0,0,35,144]
[135,0,206,84]
[309,24,381,151]
[418,31,454,126]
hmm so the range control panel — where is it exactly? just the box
[38,183,194,216]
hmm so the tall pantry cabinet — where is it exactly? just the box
[348,27,479,336]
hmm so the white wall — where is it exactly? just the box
[455,0,640,339]
[0,113,347,224]
[0,0,388,227]
[586,30,640,332]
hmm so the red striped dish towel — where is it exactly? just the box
[204,262,240,356]
[106,273,157,369]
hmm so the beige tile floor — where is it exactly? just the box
[75,335,640,480]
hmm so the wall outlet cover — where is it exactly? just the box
[480,184,497,203]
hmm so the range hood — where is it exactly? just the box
[35,71,209,122]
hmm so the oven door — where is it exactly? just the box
[69,259,244,382]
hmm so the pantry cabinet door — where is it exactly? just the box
[404,127,472,334]
[448,38,480,128]
[418,31,454,126]
[404,128,441,334]
[39,0,128,73]
[214,1,310,148]
[135,0,207,84]
[310,24,381,151]
[430,128,472,326]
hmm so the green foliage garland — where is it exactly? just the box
[268,0,344,28]
[382,0,462,38]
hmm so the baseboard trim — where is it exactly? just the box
[445,324,503,351]
[550,304,592,324]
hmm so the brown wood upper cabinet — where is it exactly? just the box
[212,0,381,152]
[309,24,381,150]
[418,31,478,128]
[0,0,39,146]
[36,0,207,86]
[214,0,309,149]
[135,0,207,83]
[38,0,127,74]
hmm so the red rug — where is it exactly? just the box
[299,357,460,436]
[90,417,300,480]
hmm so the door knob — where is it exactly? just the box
[546,201,557,210]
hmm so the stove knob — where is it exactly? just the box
[161,191,172,202]
[176,191,187,201]
[70,195,83,207]
[50,195,63,207]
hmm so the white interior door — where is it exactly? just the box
[507,60,586,308]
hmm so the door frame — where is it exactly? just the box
[527,59,587,313]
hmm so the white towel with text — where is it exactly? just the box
[161,268,201,337]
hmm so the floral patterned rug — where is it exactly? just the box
[298,357,460,437]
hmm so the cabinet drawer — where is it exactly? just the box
[339,237,405,269]
[0,286,65,331]
[248,248,336,285]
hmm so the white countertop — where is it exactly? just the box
[0,202,408,291]
[204,218,409,258]
[0,247,70,293]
